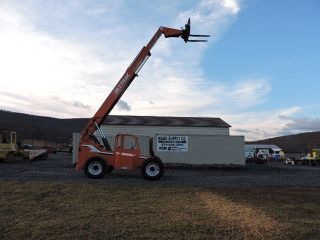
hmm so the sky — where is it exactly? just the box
[0,0,319,141]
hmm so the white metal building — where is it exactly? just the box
[97,115,245,166]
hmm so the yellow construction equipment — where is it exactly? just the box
[0,130,47,161]
[0,131,19,160]
[312,149,320,159]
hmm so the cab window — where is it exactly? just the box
[123,136,136,150]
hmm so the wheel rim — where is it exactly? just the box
[88,161,103,176]
[146,162,160,177]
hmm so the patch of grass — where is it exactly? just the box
[210,187,320,239]
[0,182,319,239]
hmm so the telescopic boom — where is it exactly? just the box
[80,18,210,151]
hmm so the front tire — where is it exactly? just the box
[142,157,164,180]
[85,157,107,179]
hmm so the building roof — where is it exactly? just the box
[245,144,282,151]
[103,115,231,128]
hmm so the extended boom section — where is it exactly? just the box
[80,27,184,144]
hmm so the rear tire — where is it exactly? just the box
[142,157,164,180]
[85,157,107,179]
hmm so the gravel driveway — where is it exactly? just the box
[1,152,320,187]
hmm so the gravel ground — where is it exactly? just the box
[1,152,320,187]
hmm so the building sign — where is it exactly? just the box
[156,135,188,152]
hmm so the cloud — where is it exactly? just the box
[1,0,311,141]
[116,100,131,111]
[223,0,240,13]
[227,78,271,108]
[0,2,117,118]
[72,101,91,110]
[233,128,250,133]
[0,0,243,117]
[279,117,320,135]
[228,107,301,140]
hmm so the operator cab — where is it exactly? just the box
[114,134,141,170]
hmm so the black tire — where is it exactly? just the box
[84,157,107,179]
[106,166,114,174]
[142,157,164,180]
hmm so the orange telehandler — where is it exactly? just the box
[76,19,209,180]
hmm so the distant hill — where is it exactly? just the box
[1,109,320,152]
[0,110,87,144]
[249,132,320,153]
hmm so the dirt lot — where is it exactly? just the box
[1,152,320,187]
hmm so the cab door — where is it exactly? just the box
[114,135,140,170]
